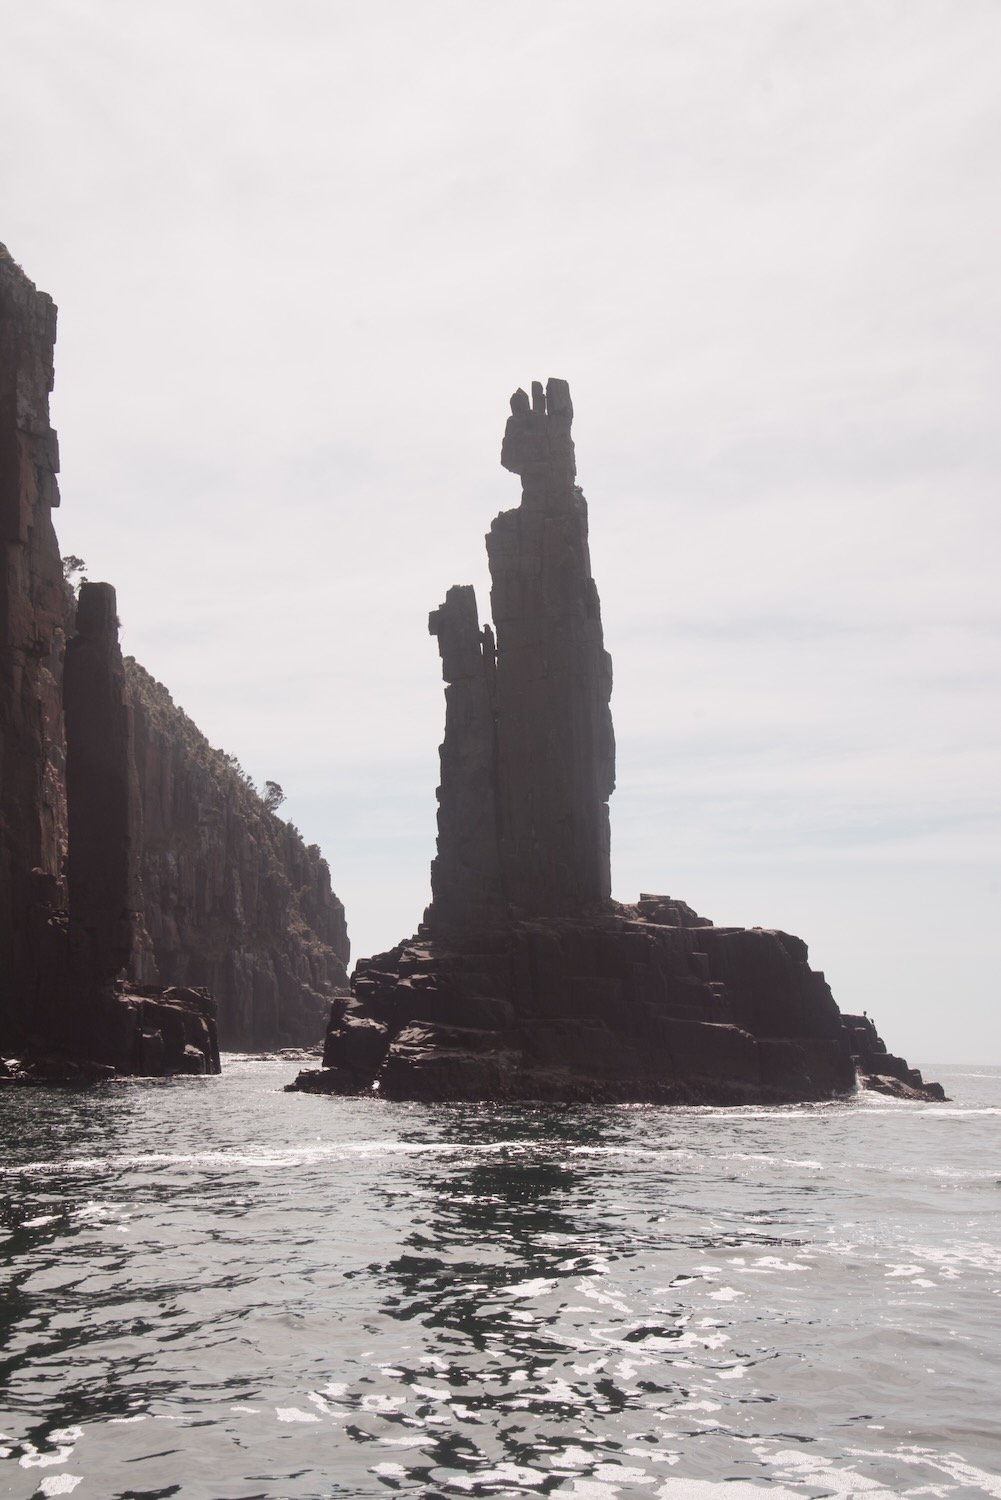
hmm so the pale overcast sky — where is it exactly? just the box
[3,0,998,1064]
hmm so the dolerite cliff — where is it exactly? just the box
[293,379,943,1104]
[127,659,349,1048]
[1,245,65,1025]
[1,244,347,1076]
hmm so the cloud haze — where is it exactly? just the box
[2,0,998,1061]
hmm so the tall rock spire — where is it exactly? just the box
[426,378,615,931]
[296,377,942,1105]
[489,377,615,916]
[64,581,139,985]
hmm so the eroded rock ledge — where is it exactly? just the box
[292,379,942,1105]
[293,901,942,1104]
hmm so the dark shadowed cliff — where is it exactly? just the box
[126,660,350,1049]
[2,243,348,1067]
[0,244,65,1033]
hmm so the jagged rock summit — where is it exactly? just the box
[428,378,613,934]
[293,382,943,1104]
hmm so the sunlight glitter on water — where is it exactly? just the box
[1,1062,999,1498]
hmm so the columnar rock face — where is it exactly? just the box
[489,378,614,917]
[427,585,502,932]
[64,582,138,985]
[307,905,867,1103]
[1,245,349,1070]
[426,381,613,932]
[0,246,66,1042]
[9,574,222,1079]
[127,660,351,1048]
[293,379,943,1104]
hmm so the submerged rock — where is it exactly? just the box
[293,381,943,1105]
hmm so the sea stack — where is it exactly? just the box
[427,379,613,933]
[293,379,942,1104]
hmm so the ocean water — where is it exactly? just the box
[0,1062,998,1500]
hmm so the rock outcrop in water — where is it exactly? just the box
[1,244,348,1074]
[293,380,943,1104]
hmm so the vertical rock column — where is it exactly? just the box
[64,582,139,988]
[488,378,615,916]
[0,246,66,1042]
[426,584,504,933]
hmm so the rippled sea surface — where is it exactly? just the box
[1,1062,999,1499]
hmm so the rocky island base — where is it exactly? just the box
[2,983,220,1085]
[290,380,943,1106]
[291,898,943,1103]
